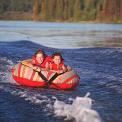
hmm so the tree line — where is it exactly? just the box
[0,0,122,22]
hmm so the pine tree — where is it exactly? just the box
[73,0,81,20]
[40,0,47,20]
[55,0,64,20]
[33,0,39,21]
[63,0,69,20]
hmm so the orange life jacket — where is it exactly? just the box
[51,62,64,71]
[32,56,52,68]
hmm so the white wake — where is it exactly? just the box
[53,93,101,122]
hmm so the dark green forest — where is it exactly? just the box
[0,0,122,23]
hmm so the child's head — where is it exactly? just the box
[34,49,46,64]
[52,52,63,65]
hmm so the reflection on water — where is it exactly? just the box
[77,37,122,48]
[0,21,122,48]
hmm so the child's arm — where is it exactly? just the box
[41,62,50,71]
[21,59,39,71]
[49,63,60,73]
[67,65,72,71]
[62,64,67,72]
[56,64,67,74]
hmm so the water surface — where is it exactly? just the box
[0,21,122,122]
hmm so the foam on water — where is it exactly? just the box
[0,57,17,84]
[53,93,101,122]
[0,82,101,122]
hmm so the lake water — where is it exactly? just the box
[0,21,122,122]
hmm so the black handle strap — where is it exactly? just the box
[48,72,65,85]
[48,73,59,85]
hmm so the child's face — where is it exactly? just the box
[53,56,61,65]
[36,53,44,64]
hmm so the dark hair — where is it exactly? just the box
[34,49,46,58]
[52,52,64,61]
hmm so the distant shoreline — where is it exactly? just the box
[0,12,122,24]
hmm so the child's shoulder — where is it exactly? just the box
[45,56,53,62]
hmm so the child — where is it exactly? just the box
[22,49,53,82]
[50,52,68,74]
[22,49,51,72]
[32,49,52,71]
